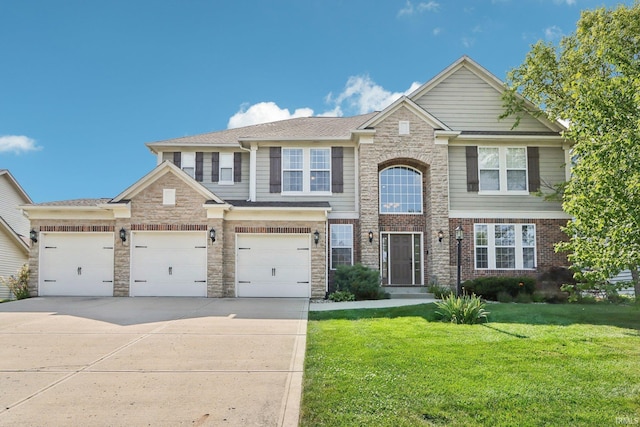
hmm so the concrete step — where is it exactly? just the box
[383,287,435,299]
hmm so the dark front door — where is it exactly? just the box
[390,234,413,284]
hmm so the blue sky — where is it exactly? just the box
[0,0,632,203]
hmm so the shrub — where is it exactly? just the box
[0,264,30,300]
[428,284,453,299]
[514,293,533,304]
[497,291,513,303]
[435,293,490,324]
[463,276,535,301]
[328,290,356,302]
[334,264,386,300]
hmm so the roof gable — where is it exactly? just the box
[0,170,32,204]
[0,215,29,255]
[111,161,224,204]
[359,96,451,131]
[408,56,564,133]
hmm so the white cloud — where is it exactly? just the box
[398,1,439,17]
[433,27,442,36]
[461,37,475,48]
[226,76,421,128]
[544,25,564,40]
[328,75,422,115]
[227,102,314,128]
[0,135,40,154]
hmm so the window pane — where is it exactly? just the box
[480,170,500,191]
[220,167,233,182]
[495,225,515,246]
[379,166,423,213]
[310,149,330,169]
[495,247,516,268]
[331,248,352,268]
[283,171,303,191]
[506,148,526,168]
[475,224,488,245]
[507,170,527,191]
[283,149,303,169]
[523,248,535,269]
[479,148,500,168]
[310,171,330,191]
[522,225,536,246]
[476,247,488,269]
[331,225,353,269]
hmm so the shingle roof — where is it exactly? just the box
[33,198,112,207]
[147,113,379,147]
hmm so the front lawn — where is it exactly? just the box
[301,303,640,426]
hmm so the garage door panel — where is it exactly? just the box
[130,232,207,297]
[236,235,311,298]
[40,233,114,296]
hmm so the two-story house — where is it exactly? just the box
[23,56,571,298]
[0,169,32,299]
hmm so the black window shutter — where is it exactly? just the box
[195,152,203,182]
[173,152,181,168]
[466,146,479,192]
[211,152,219,182]
[270,147,281,193]
[527,147,540,192]
[331,147,344,193]
[234,152,242,183]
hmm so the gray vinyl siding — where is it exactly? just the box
[415,67,551,132]
[162,151,250,200]
[256,146,357,212]
[448,145,565,212]
[0,178,30,237]
[0,229,27,299]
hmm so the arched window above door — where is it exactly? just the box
[379,166,423,214]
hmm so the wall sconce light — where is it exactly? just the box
[119,228,127,243]
[368,230,374,243]
[29,229,38,243]
[313,230,320,245]
[438,230,444,242]
[209,228,216,243]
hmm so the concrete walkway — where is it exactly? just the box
[0,297,308,427]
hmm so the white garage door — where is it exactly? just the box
[130,232,207,297]
[40,233,114,296]
[236,234,310,297]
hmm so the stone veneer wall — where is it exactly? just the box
[359,106,451,285]
[223,220,327,298]
[448,218,570,285]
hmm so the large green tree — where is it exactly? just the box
[502,2,640,297]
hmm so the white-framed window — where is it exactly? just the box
[379,166,423,214]
[181,152,196,178]
[219,153,234,184]
[330,224,353,269]
[282,148,331,194]
[474,224,536,270]
[478,147,528,194]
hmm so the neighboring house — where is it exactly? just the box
[0,170,32,299]
[22,56,571,298]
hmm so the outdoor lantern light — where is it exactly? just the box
[29,229,38,243]
[455,225,464,296]
[313,230,320,245]
[438,230,444,242]
[368,230,374,243]
[119,228,127,243]
[209,228,216,243]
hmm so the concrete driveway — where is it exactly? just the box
[0,297,308,426]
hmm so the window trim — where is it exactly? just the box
[330,224,353,270]
[478,146,529,195]
[282,147,332,195]
[181,152,196,179]
[379,165,424,214]
[474,223,537,270]
[218,152,235,185]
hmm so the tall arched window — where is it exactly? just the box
[379,166,423,213]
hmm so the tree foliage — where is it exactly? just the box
[503,2,640,297]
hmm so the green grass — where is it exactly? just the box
[301,303,640,427]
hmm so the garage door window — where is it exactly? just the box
[330,224,353,269]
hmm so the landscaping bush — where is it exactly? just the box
[333,264,386,300]
[435,293,490,324]
[462,276,535,301]
[0,264,30,300]
[328,290,355,302]
[427,283,453,299]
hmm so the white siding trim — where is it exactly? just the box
[449,210,570,219]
